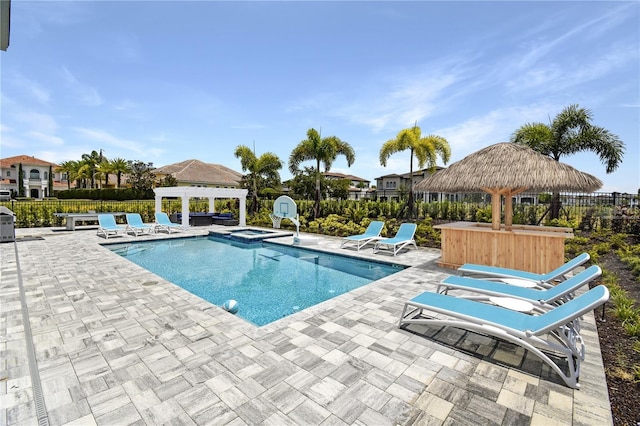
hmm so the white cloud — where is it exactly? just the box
[231,123,265,130]
[70,127,167,161]
[72,127,144,153]
[436,104,556,162]
[60,66,103,106]
[9,73,51,105]
[12,111,58,135]
[328,69,463,133]
[26,131,64,146]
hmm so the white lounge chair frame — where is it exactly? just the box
[125,213,153,237]
[97,214,126,239]
[154,212,183,234]
[373,223,417,256]
[340,221,384,251]
[438,265,602,310]
[399,285,609,389]
[458,253,590,287]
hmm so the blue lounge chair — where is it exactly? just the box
[399,285,610,389]
[458,253,590,286]
[154,212,183,234]
[125,213,154,236]
[97,214,126,239]
[437,265,602,309]
[373,223,417,256]
[341,221,384,251]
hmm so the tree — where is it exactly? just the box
[511,104,625,220]
[18,163,24,197]
[234,145,283,214]
[57,160,78,190]
[48,165,53,197]
[110,158,131,188]
[126,161,156,198]
[288,167,324,200]
[81,150,104,189]
[327,178,350,200]
[288,128,355,218]
[97,159,113,188]
[158,174,178,187]
[76,164,92,188]
[379,125,451,219]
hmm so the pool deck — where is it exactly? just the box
[1,225,612,425]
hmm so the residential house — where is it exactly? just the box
[375,166,464,202]
[0,155,68,198]
[322,172,373,200]
[153,159,242,188]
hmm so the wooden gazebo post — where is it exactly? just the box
[503,187,527,230]
[483,188,502,231]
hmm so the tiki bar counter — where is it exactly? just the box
[434,221,574,273]
[413,143,603,275]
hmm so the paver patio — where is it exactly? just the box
[1,225,612,425]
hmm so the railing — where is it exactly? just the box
[1,191,637,230]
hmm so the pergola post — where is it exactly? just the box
[181,196,189,228]
[239,197,246,226]
[153,187,249,228]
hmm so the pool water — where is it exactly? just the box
[107,236,404,326]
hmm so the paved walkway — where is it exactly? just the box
[1,225,612,425]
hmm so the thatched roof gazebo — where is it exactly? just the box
[414,142,602,230]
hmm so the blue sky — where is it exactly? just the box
[1,1,639,194]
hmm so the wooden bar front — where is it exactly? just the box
[434,222,573,274]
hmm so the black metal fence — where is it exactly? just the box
[1,191,638,230]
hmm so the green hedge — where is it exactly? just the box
[57,188,154,200]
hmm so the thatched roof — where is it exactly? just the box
[414,142,602,193]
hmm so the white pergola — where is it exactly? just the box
[153,186,248,228]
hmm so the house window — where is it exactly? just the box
[5,171,9,177]
[44,171,48,179]
[29,169,40,179]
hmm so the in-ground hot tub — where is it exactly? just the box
[208,227,293,242]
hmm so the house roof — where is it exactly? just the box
[154,159,242,185]
[375,166,445,180]
[0,155,59,169]
[322,171,370,183]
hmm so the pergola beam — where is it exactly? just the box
[153,186,248,228]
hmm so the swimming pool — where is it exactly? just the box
[107,236,405,326]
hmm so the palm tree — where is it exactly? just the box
[57,160,79,189]
[76,163,92,188]
[379,125,451,219]
[511,104,625,220]
[288,128,355,219]
[234,145,283,213]
[81,150,103,188]
[97,159,113,188]
[110,158,131,188]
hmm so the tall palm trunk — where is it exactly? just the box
[252,175,258,214]
[551,192,562,220]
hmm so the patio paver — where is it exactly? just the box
[0,225,612,425]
